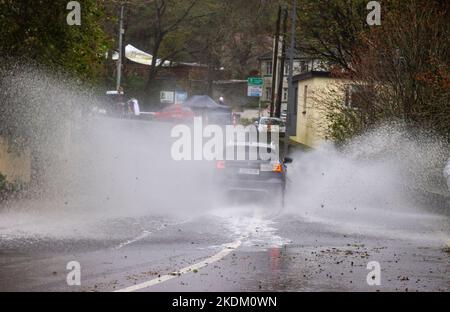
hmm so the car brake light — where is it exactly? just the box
[273,163,282,172]
[216,160,225,169]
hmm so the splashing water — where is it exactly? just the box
[284,124,449,244]
[0,65,216,241]
[0,65,448,247]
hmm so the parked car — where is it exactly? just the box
[153,104,194,122]
[255,117,286,137]
[214,141,292,207]
[280,110,287,122]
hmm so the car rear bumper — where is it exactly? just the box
[220,178,284,194]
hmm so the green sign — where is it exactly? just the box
[247,77,263,86]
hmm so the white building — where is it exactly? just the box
[258,51,327,116]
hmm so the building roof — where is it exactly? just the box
[183,95,230,110]
[125,44,207,68]
[292,71,332,82]
[213,80,247,85]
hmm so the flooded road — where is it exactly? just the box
[0,118,448,292]
[0,205,448,292]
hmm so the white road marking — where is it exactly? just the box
[114,208,261,292]
[113,220,190,250]
[114,230,153,250]
[114,239,242,292]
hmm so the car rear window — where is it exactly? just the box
[225,145,277,161]
[260,118,284,126]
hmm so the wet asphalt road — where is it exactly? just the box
[0,205,448,292]
[0,118,449,292]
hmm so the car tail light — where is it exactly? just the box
[216,160,225,169]
[273,163,282,172]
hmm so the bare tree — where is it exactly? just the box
[303,0,449,142]
[350,0,449,137]
[124,0,201,91]
[145,0,198,89]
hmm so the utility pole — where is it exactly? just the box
[116,3,124,92]
[284,0,297,158]
[275,9,288,118]
[270,6,282,117]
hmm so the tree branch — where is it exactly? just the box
[162,0,198,35]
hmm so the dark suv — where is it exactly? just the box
[214,142,292,207]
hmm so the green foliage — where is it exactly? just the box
[0,172,6,191]
[0,172,19,199]
[0,0,111,81]
[326,106,364,144]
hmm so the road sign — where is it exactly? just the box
[247,85,262,97]
[247,77,263,97]
[175,91,188,104]
[247,77,263,86]
[160,91,174,103]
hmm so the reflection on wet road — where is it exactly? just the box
[0,205,448,292]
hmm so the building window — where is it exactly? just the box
[283,87,288,101]
[265,61,272,75]
[294,87,298,115]
[300,61,309,72]
[293,61,300,74]
[303,85,308,110]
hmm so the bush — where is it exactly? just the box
[0,172,6,191]
[239,117,258,126]
[0,172,22,202]
[326,106,365,144]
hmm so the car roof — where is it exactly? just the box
[226,141,277,150]
[260,117,282,121]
